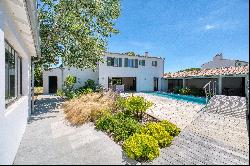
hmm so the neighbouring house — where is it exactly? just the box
[163,65,249,97]
[43,52,165,93]
[0,1,40,164]
[201,53,248,69]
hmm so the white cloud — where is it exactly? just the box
[205,24,216,30]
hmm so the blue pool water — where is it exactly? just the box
[144,92,207,105]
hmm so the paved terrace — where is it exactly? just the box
[14,95,138,165]
[14,94,249,165]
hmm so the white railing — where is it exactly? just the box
[203,81,217,104]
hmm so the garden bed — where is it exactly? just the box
[62,90,180,162]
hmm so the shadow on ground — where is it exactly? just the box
[29,96,65,123]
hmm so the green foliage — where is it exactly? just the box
[62,75,77,99]
[179,87,192,95]
[34,62,43,87]
[83,88,93,94]
[64,75,77,91]
[140,122,173,148]
[56,89,65,97]
[159,120,181,137]
[173,86,182,94]
[115,96,127,110]
[122,96,153,121]
[84,79,96,90]
[123,133,160,161]
[125,52,136,56]
[38,0,121,69]
[95,112,141,142]
[179,68,201,72]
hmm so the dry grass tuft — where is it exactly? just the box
[63,91,118,126]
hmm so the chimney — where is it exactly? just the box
[145,52,149,57]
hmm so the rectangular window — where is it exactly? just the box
[5,41,22,107]
[152,61,157,67]
[126,59,138,68]
[139,60,145,66]
[107,57,122,67]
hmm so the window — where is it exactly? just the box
[107,57,122,67]
[124,58,138,68]
[139,60,145,66]
[5,41,22,106]
[152,61,157,67]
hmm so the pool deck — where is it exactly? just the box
[122,92,204,129]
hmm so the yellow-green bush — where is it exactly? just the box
[140,122,173,148]
[159,120,181,137]
[123,133,159,161]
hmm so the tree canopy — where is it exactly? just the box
[179,68,201,72]
[38,0,121,69]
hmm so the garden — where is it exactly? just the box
[59,75,180,162]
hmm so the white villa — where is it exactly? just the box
[43,52,165,93]
[0,0,40,164]
[201,53,248,69]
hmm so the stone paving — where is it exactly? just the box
[14,94,249,165]
[14,95,138,165]
[145,95,249,165]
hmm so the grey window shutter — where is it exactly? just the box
[135,59,138,68]
[119,58,122,67]
[125,58,128,67]
[107,57,111,66]
[155,61,157,66]
[142,60,145,66]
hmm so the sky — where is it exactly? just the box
[107,0,249,72]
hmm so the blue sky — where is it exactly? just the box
[107,0,249,72]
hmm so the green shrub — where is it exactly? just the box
[179,87,191,95]
[83,88,93,94]
[173,86,182,94]
[123,133,159,161]
[95,112,141,142]
[122,95,153,121]
[115,96,127,110]
[159,120,180,137]
[56,89,65,97]
[84,79,96,90]
[112,113,142,142]
[140,122,173,148]
[95,112,116,132]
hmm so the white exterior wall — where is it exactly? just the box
[201,54,248,69]
[43,67,99,94]
[0,1,34,164]
[98,53,164,92]
[202,59,236,69]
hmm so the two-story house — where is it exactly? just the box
[43,52,165,93]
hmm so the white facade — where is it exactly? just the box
[43,67,98,94]
[43,52,164,93]
[201,53,248,69]
[0,1,40,164]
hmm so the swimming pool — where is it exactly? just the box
[144,92,207,105]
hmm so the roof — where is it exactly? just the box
[164,65,249,79]
[105,52,164,60]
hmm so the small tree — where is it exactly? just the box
[124,96,153,122]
